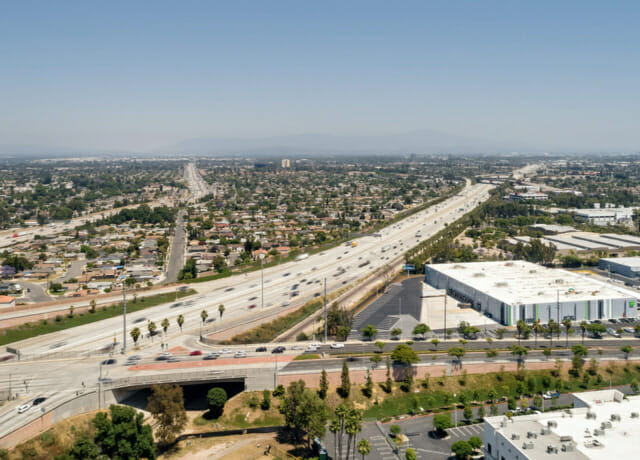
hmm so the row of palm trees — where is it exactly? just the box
[517,318,595,348]
[128,304,226,345]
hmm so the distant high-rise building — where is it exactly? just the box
[281,159,290,168]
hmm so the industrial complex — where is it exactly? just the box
[598,256,640,279]
[424,261,638,326]
[484,389,640,460]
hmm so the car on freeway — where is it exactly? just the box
[134,317,146,323]
[204,352,219,360]
[101,358,117,365]
[305,345,319,352]
[292,345,304,350]
[234,351,247,358]
[224,287,235,292]
[248,304,257,309]
[17,403,31,414]
[283,272,290,277]
[330,343,345,349]
[156,352,173,361]
[248,296,257,301]
[167,357,180,363]
[190,350,202,356]
[272,346,285,354]
[220,348,232,354]
[33,397,47,406]
[255,346,267,352]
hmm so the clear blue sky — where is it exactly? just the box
[1,1,639,152]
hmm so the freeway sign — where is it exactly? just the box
[403,264,415,271]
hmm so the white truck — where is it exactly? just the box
[295,253,309,262]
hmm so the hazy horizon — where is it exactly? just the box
[1,1,640,154]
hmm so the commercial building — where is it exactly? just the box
[484,389,640,460]
[598,256,640,278]
[574,207,636,226]
[424,261,637,326]
[507,192,549,202]
[281,158,291,168]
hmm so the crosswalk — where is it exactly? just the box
[447,423,483,438]
[369,435,396,460]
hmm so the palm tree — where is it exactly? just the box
[89,299,96,313]
[130,327,141,345]
[357,439,371,460]
[533,322,545,347]
[218,304,225,320]
[345,409,363,460]
[329,419,340,460]
[200,309,208,325]
[562,318,572,348]
[161,318,170,335]
[177,314,184,332]
[580,321,588,345]
[147,321,157,341]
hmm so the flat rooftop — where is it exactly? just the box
[427,261,632,305]
[600,256,640,269]
[486,390,640,460]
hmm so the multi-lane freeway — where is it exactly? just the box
[0,164,506,443]
[9,179,494,358]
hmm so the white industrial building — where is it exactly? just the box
[424,261,637,326]
[598,256,640,279]
[484,389,640,460]
[574,207,636,226]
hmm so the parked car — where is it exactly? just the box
[542,391,560,400]
[607,328,621,338]
[189,350,202,356]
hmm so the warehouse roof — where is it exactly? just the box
[600,257,640,269]
[485,390,640,460]
[426,261,633,305]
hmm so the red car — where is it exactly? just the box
[189,350,202,356]
[248,304,257,309]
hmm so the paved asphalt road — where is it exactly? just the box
[165,210,186,284]
[59,259,87,282]
[18,282,50,303]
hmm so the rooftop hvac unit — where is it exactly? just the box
[495,281,508,287]
[611,414,621,422]
[473,272,486,277]
[601,421,612,430]
[530,270,537,274]
[538,291,546,295]
[500,420,508,428]
[559,436,573,442]
[527,431,538,439]
[631,412,639,418]
[546,445,559,454]
[555,279,564,284]
[594,429,605,436]
[548,421,558,428]
[586,412,597,419]
[561,443,575,452]
[541,428,551,435]
[522,442,535,450]
[511,433,520,440]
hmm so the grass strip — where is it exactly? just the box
[0,289,197,347]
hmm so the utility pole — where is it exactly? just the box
[260,254,265,311]
[444,282,448,340]
[323,278,328,343]
[557,289,560,340]
[122,276,127,354]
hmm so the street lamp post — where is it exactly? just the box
[121,275,127,354]
[260,254,265,311]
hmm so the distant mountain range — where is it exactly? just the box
[163,129,518,156]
